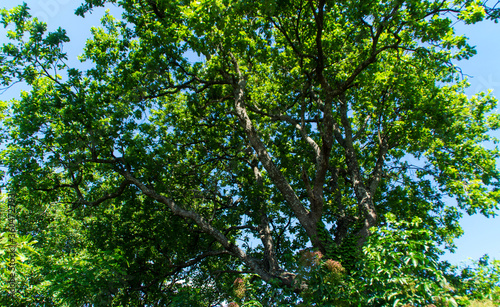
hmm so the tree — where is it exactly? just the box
[445,255,500,306]
[1,0,500,305]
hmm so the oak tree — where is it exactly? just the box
[1,0,500,305]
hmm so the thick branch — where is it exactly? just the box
[229,57,325,252]
[368,133,389,195]
[252,161,279,274]
[339,98,377,247]
[118,169,294,287]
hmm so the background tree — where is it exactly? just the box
[1,0,500,305]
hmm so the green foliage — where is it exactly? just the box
[296,215,458,306]
[0,195,53,306]
[1,0,500,305]
[445,255,500,306]
[355,214,457,307]
[0,232,38,303]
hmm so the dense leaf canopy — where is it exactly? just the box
[1,0,500,305]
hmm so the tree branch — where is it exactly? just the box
[117,169,293,287]
[228,54,334,255]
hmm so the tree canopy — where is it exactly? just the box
[1,0,500,305]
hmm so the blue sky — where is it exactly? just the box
[442,19,500,265]
[1,0,499,266]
